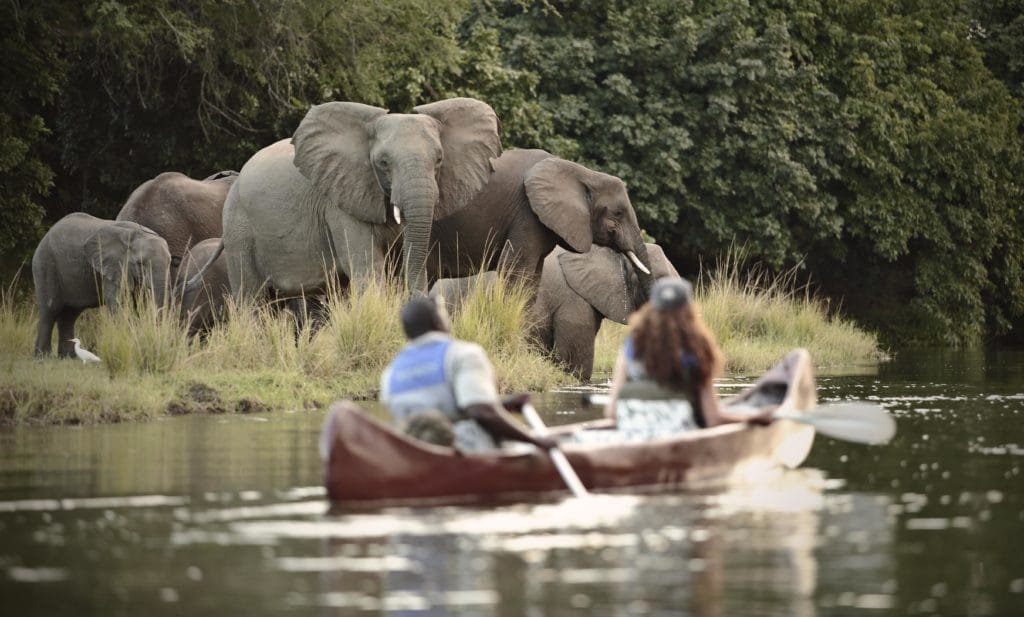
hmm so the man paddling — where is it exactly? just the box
[379,296,554,453]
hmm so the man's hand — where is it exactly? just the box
[531,434,558,450]
[501,392,531,412]
[744,405,778,426]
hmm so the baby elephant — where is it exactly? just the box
[533,243,678,380]
[32,213,172,357]
[174,237,230,336]
[431,243,678,381]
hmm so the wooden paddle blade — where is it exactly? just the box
[776,402,896,445]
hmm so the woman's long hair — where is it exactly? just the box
[629,301,723,390]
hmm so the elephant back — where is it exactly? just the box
[116,171,228,259]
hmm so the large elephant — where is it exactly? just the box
[534,243,678,380]
[174,237,230,336]
[218,97,501,301]
[32,213,171,357]
[427,149,652,292]
[116,170,236,276]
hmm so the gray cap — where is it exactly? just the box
[650,276,693,311]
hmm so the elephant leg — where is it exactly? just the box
[496,242,545,309]
[287,296,309,335]
[35,307,57,356]
[326,213,387,294]
[56,308,83,358]
[551,307,600,382]
[182,291,209,337]
[305,294,330,334]
[226,239,264,306]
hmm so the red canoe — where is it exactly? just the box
[322,349,818,507]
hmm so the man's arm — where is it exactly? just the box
[463,403,555,449]
[450,342,554,448]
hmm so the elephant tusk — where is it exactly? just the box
[393,206,402,225]
[627,251,651,275]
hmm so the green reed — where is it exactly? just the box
[593,254,882,378]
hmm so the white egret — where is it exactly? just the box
[68,338,101,363]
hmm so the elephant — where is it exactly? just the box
[534,243,678,380]
[115,170,236,277]
[174,237,230,336]
[211,97,501,303]
[427,148,652,294]
[32,213,172,357]
[430,243,677,381]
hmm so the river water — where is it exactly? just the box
[1,349,1022,616]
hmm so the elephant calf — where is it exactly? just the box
[533,243,678,380]
[431,243,678,381]
[174,237,230,336]
[32,213,171,357]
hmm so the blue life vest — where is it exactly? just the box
[384,337,459,422]
[623,336,697,381]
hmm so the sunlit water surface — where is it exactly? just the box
[1,349,1022,616]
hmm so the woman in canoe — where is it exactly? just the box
[584,276,773,442]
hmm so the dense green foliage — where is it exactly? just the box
[470,0,1024,344]
[0,0,475,254]
[2,0,1022,344]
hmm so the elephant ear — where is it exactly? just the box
[414,98,502,218]
[86,228,129,282]
[292,102,390,223]
[646,243,680,278]
[524,158,593,253]
[559,247,633,324]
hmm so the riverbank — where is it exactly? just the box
[1,268,881,426]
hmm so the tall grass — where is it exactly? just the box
[94,283,189,377]
[593,254,882,377]
[451,271,569,393]
[700,255,881,373]
[0,271,568,425]
[2,253,880,424]
[0,271,34,369]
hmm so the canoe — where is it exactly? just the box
[322,348,818,507]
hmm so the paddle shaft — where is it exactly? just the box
[585,394,895,445]
[521,404,589,498]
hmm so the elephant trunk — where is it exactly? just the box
[150,266,169,309]
[393,175,438,295]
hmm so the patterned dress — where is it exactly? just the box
[569,337,704,444]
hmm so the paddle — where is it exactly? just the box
[520,403,590,498]
[772,402,896,445]
[585,395,896,445]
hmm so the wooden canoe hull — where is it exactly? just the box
[323,348,817,507]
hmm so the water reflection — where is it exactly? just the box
[221,475,850,616]
[2,350,1024,615]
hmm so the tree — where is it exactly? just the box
[0,1,70,270]
[1,0,476,265]
[807,0,1024,343]
[472,0,1024,343]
